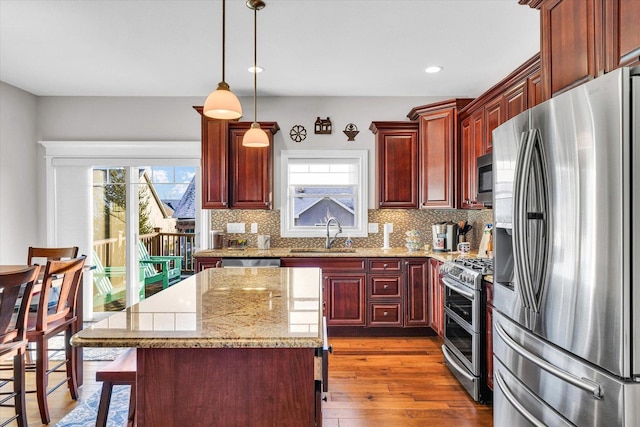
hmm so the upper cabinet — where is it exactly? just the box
[194,107,279,209]
[369,122,419,209]
[521,0,640,99]
[458,55,541,209]
[408,99,472,209]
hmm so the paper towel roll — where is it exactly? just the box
[382,223,392,249]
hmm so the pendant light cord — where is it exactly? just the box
[222,0,226,82]
[253,5,258,123]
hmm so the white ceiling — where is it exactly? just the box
[0,0,540,98]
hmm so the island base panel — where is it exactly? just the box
[137,347,317,426]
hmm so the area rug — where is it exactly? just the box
[47,334,126,361]
[54,385,131,427]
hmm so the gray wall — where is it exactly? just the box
[0,90,456,263]
[0,82,39,263]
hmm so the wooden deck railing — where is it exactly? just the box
[94,232,196,275]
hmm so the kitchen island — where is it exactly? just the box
[72,267,325,426]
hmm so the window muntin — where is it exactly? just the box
[281,151,368,238]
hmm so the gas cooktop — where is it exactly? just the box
[452,257,493,275]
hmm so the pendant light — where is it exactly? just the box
[203,0,242,120]
[242,0,270,147]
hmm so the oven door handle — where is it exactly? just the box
[442,276,475,300]
[495,322,603,399]
[441,344,475,382]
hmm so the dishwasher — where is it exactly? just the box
[220,258,281,268]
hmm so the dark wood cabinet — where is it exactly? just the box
[404,259,429,327]
[367,258,403,327]
[195,107,279,210]
[195,257,222,271]
[228,123,276,209]
[522,0,639,99]
[408,99,472,209]
[485,280,494,390]
[369,122,419,208]
[458,54,541,209]
[604,0,640,71]
[428,258,444,337]
[326,273,367,326]
[540,0,599,98]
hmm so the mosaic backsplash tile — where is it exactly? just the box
[210,208,494,251]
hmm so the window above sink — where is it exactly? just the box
[280,150,368,238]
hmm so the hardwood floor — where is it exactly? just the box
[4,337,492,426]
[324,337,493,427]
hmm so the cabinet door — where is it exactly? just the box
[373,123,419,208]
[459,110,484,209]
[404,260,429,327]
[604,0,640,71]
[541,0,599,98]
[228,124,273,209]
[504,80,528,122]
[527,70,543,108]
[195,257,222,271]
[201,118,229,209]
[484,96,502,154]
[419,108,456,209]
[485,280,494,390]
[428,258,443,335]
[325,272,366,326]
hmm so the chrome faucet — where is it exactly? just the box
[325,217,342,249]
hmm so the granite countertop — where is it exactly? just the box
[71,267,323,349]
[194,247,478,261]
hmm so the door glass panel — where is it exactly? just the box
[93,167,128,312]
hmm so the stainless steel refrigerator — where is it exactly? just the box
[492,66,640,426]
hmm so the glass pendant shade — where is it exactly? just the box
[204,82,243,120]
[242,122,269,147]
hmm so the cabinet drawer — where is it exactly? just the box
[369,303,402,327]
[368,259,402,272]
[369,275,402,298]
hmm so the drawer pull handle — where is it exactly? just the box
[383,284,389,289]
[383,311,389,316]
[383,264,388,269]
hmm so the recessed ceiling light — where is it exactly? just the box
[425,66,443,74]
[248,66,264,73]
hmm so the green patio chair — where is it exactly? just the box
[92,251,145,305]
[138,241,183,290]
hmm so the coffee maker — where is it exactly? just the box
[432,221,459,252]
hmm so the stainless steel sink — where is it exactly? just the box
[289,248,357,253]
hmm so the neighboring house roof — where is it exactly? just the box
[293,187,354,219]
[172,177,196,219]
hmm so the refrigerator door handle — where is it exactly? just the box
[494,370,546,427]
[513,130,534,309]
[495,322,603,399]
[442,344,475,381]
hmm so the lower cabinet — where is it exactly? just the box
[485,280,494,390]
[404,259,429,327]
[429,258,444,337]
[195,257,222,271]
[326,272,367,326]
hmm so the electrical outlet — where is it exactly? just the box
[251,223,258,233]
[368,223,379,233]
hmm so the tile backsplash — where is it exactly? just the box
[210,209,494,251]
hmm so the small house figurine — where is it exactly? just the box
[314,117,332,134]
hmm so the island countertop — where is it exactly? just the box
[71,267,323,349]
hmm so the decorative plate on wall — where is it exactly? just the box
[289,125,307,142]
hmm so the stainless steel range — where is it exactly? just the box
[440,257,492,403]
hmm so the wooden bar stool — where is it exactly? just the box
[95,348,136,427]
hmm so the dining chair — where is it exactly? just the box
[27,246,79,311]
[26,256,86,424]
[0,265,39,427]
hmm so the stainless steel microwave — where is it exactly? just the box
[476,153,492,206]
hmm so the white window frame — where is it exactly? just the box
[280,150,368,238]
